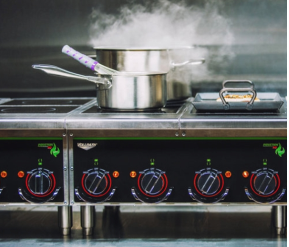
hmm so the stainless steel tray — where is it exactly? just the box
[192,80,284,111]
[192,92,284,111]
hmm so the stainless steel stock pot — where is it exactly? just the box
[93,47,205,101]
[33,64,167,111]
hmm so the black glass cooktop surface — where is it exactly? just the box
[1,99,91,106]
[0,106,79,114]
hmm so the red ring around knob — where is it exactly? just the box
[137,173,168,198]
[249,173,280,198]
[25,173,56,198]
[193,173,224,198]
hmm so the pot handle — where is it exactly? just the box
[171,58,205,70]
[62,45,119,75]
[62,45,98,71]
[32,64,112,89]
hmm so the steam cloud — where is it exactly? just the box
[88,0,235,78]
[88,0,234,47]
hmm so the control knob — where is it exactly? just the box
[26,168,55,197]
[82,168,111,197]
[244,168,285,203]
[251,169,280,197]
[194,168,224,197]
[138,168,168,197]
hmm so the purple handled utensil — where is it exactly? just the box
[62,45,119,75]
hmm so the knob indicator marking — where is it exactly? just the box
[254,172,275,195]
[138,169,168,198]
[81,169,112,197]
[198,172,219,195]
[250,169,280,197]
[193,169,224,198]
[25,169,56,198]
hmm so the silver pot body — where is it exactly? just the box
[94,48,171,72]
[32,64,167,111]
[97,73,167,110]
[93,47,196,101]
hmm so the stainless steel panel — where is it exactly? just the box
[0,206,286,246]
[65,99,186,131]
[180,98,287,137]
[62,133,69,206]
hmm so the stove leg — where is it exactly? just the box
[58,206,72,236]
[81,205,95,236]
[273,206,287,235]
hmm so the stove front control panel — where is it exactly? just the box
[73,139,287,204]
[0,139,65,204]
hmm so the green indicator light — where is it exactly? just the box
[38,159,43,166]
[94,159,98,165]
[207,159,211,166]
[150,159,155,166]
[263,159,267,166]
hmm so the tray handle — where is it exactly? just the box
[222,80,254,89]
[219,80,257,110]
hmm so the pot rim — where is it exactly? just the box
[93,46,194,51]
[96,71,168,76]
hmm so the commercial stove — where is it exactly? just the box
[0,96,286,236]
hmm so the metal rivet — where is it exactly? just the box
[63,133,66,137]
[63,167,67,171]
[182,132,186,137]
[175,132,179,136]
[69,133,73,137]
[71,201,74,204]
[70,167,74,171]
[64,201,67,204]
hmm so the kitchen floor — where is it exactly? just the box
[0,206,286,247]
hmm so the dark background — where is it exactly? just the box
[0,0,286,98]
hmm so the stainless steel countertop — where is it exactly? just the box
[0,97,286,137]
